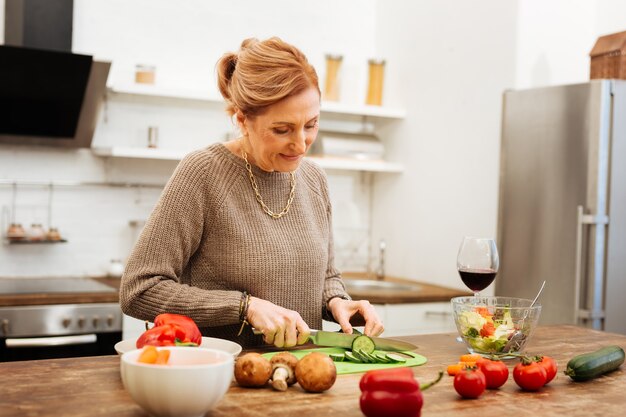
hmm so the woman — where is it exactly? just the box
[120,37,383,348]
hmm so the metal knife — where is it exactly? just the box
[308,329,417,352]
[253,328,417,352]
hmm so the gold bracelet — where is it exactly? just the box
[237,293,251,336]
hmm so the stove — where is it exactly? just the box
[0,278,123,361]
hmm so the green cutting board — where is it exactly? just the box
[262,348,427,375]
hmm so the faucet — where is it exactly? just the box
[375,239,386,281]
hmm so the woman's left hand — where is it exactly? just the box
[327,298,384,337]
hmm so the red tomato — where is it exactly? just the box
[478,358,509,389]
[453,368,486,399]
[536,356,558,384]
[513,361,547,391]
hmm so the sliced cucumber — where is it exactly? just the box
[362,351,381,363]
[385,353,407,364]
[374,352,392,363]
[329,353,345,362]
[352,349,372,363]
[352,335,376,354]
[345,351,362,363]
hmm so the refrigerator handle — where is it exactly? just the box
[574,205,610,325]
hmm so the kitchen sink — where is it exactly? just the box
[343,279,422,293]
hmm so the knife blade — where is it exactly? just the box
[309,329,417,352]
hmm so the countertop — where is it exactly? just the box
[0,277,121,307]
[1,325,624,416]
[0,275,470,307]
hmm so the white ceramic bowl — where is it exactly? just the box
[115,336,242,358]
[120,347,234,417]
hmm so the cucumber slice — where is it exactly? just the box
[352,349,371,363]
[352,335,376,354]
[363,351,381,363]
[374,352,392,363]
[345,351,362,363]
[329,353,345,362]
[385,353,407,364]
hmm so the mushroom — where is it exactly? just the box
[269,352,299,391]
[234,352,272,387]
[295,352,337,393]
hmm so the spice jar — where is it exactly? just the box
[6,223,26,241]
[46,227,62,241]
[323,54,343,102]
[27,223,46,241]
[135,64,156,84]
[365,59,386,106]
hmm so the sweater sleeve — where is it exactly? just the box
[119,151,242,327]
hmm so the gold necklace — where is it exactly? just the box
[242,150,296,219]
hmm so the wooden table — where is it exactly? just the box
[1,325,624,417]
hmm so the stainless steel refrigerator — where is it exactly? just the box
[495,80,626,335]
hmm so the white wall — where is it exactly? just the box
[3,0,626,286]
[371,1,518,293]
[0,0,378,277]
[370,0,626,292]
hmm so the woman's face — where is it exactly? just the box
[239,87,320,172]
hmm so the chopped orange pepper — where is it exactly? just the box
[480,322,496,337]
[155,349,171,365]
[138,346,158,364]
[460,354,482,363]
[447,361,478,376]
[475,307,492,318]
[447,363,464,376]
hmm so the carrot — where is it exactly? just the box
[137,346,158,364]
[155,349,171,365]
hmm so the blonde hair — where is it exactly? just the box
[216,37,320,117]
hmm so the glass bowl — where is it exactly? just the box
[451,296,541,357]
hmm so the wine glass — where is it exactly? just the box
[457,237,499,297]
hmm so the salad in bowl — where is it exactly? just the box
[451,296,541,356]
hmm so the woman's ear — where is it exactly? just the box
[236,111,248,137]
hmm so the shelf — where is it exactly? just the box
[5,239,68,245]
[107,84,406,120]
[91,147,404,173]
[92,146,186,161]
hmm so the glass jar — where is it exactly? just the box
[27,223,46,241]
[324,54,343,102]
[135,64,156,84]
[46,227,62,241]
[366,59,386,106]
[6,223,26,241]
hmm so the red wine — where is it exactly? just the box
[458,268,497,292]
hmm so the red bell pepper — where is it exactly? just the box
[359,367,443,417]
[154,313,202,345]
[135,313,202,348]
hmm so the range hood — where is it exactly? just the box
[0,0,110,148]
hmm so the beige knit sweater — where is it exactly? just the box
[119,143,350,347]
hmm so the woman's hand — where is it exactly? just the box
[328,298,384,337]
[246,297,310,348]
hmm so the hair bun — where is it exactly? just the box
[240,37,259,50]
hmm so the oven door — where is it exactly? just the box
[0,303,123,361]
[0,331,122,361]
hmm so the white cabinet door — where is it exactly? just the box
[382,302,456,337]
[324,303,455,337]
[123,314,147,340]
[322,304,386,333]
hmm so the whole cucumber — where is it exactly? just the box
[565,345,625,381]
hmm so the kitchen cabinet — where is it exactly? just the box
[323,302,456,337]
